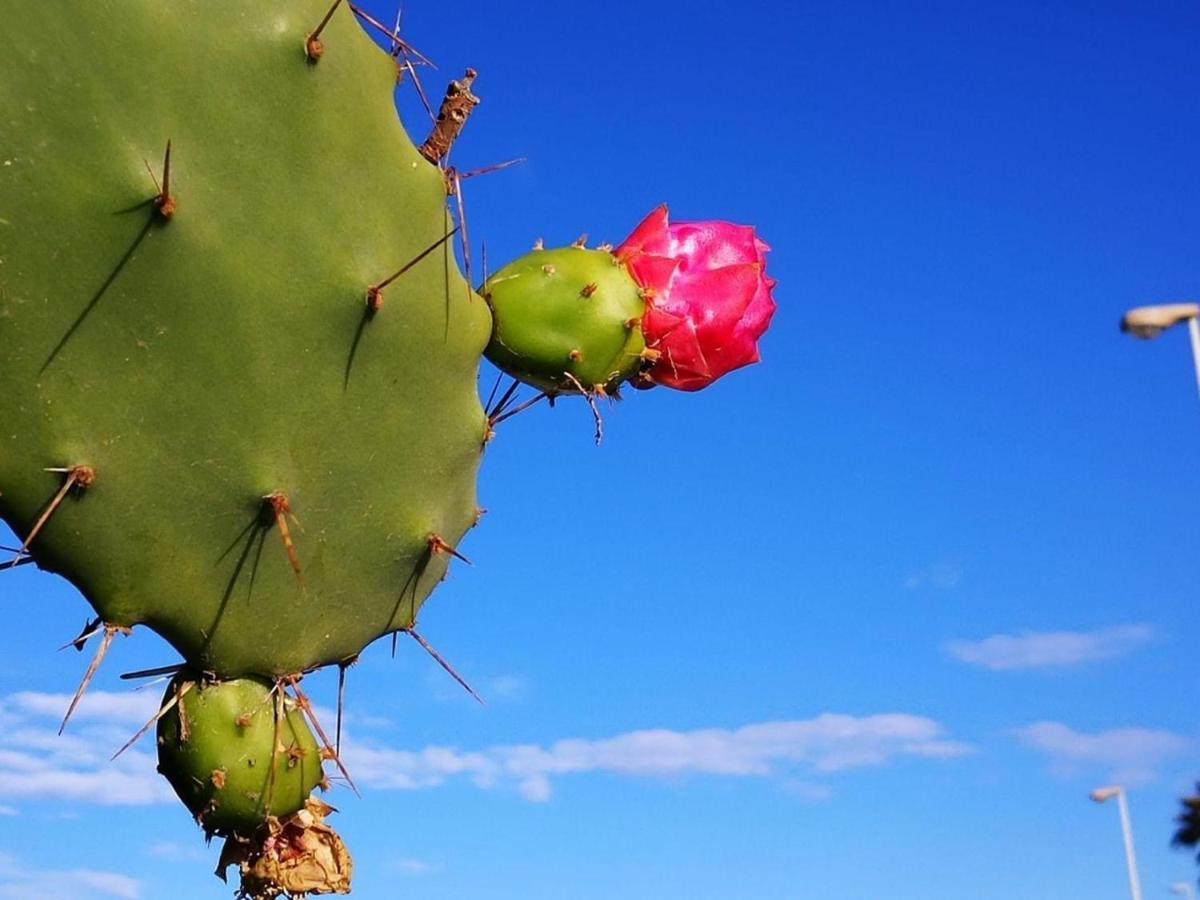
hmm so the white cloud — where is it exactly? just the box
[0,691,175,807]
[0,851,139,899]
[391,858,440,875]
[3,691,160,727]
[343,713,973,802]
[0,690,969,808]
[1015,721,1191,784]
[0,806,16,816]
[947,625,1153,671]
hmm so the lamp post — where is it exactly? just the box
[1120,302,1200,398]
[1091,785,1144,900]
[1172,883,1197,900]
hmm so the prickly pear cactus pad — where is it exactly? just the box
[1,0,492,675]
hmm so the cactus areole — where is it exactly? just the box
[3,0,778,895]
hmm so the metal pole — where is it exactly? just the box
[1115,788,1143,900]
[1187,316,1200,399]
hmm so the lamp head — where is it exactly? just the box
[1120,303,1200,339]
[1090,785,1122,803]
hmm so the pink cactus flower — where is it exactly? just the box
[615,205,777,391]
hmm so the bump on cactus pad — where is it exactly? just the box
[156,673,323,836]
[484,246,647,394]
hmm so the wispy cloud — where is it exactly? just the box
[0,851,139,899]
[947,625,1153,671]
[424,668,528,705]
[390,858,441,876]
[145,842,205,864]
[3,691,160,727]
[486,675,527,701]
[0,690,970,808]
[1015,721,1191,784]
[904,563,961,591]
[0,691,174,807]
[344,713,973,802]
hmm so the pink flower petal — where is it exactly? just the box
[668,221,762,272]
[625,254,679,302]
[616,205,670,259]
[616,207,777,391]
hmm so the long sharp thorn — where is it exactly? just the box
[264,492,303,584]
[405,57,437,123]
[120,663,184,681]
[563,372,604,444]
[151,141,175,218]
[349,3,435,66]
[491,391,548,426]
[429,534,472,565]
[160,141,171,202]
[394,37,436,69]
[484,370,504,413]
[459,158,527,180]
[288,677,359,796]
[142,158,161,195]
[336,664,347,757]
[131,674,175,693]
[453,171,473,296]
[60,625,118,735]
[368,227,460,307]
[111,682,192,760]
[58,616,103,652]
[9,466,93,568]
[407,628,484,704]
[389,3,403,54]
[306,0,343,59]
[266,688,283,813]
[487,379,519,420]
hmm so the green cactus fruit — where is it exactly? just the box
[157,673,323,836]
[483,246,648,394]
[1,0,491,675]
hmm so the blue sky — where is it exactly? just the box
[3,0,1200,897]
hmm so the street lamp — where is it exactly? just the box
[1171,883,1197,900]
[1092,785,1144,900]
[1120,302,1200,397]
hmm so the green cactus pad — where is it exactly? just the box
[157,673,322,835]
[1,1,492,675]
[484,247,646,393]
